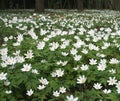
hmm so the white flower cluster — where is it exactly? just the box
[51,68,64,77]
[37,77,49,90]
[53,86,66,97]
[0,48,25,68]
[0,10,120,100]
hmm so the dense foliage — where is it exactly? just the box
[0,10,120,101]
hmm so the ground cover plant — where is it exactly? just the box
[0,10,120,101]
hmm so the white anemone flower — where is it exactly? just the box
[37,41,45,50]
[39,77,49,85]
[70,48,78,55]
[103,89,111,94]
[77,75,87,84]
[59,86,66,93]
[21,64,32,72]
[49,42,59,51]
[66,95,78,101]
[93,83,102,90]
[0,48,8,56]
[0,72,7,80]
[26,89,34,96]
[53,91,60,97]
[25,50,34,59]
[107,77,117,85]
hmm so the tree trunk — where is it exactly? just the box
[116,0,120,11]
[77,0,83,11]
[0,0,5,10]
[35,0,44,12]
[23,0,26,9]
